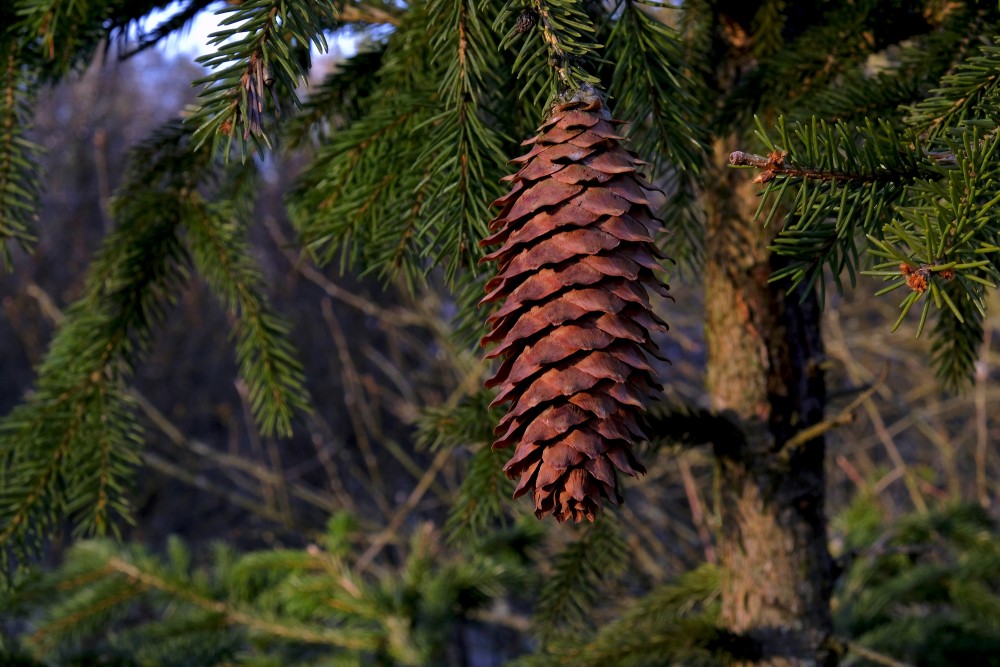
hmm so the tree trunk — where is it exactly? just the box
[703,139,835,666]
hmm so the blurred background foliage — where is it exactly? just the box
[1,8,999,667]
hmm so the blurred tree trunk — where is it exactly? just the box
[703,135,834,665]
[694,5,837,662]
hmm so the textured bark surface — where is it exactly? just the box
[480,89,669,523]
[704,138,835,666]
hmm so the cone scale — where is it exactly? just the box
[480,89,670,523]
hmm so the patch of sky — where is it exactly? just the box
[141,1,360,59]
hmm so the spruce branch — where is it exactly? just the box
[12,531,528,664]
[518,565,747,667]
[719,1,933,131]
[834,504,1000,666]
[496,0,601,105]
[533,1,583,89]
[0,122,203,567]
[607,0,707,174]
[0,181,190,571]
[906,38,1000,140]
[0,119,310,571]
[733,117,924,301]
[445,445,516,542]
[13,0,105,72]
[291,0,510,287]
[190,0,336,157]
[533,517,627,647]
[930,280,985,391]
[864,128,1000,336]
[290,101,422,272]
[419,0,507,279]
[283,46,385,148]
[104,556,379,649]
[644,404,745,450]
[288,1,438,284]
[730,149,905,186]
[0,44,42,265]
[788,9,988,128]
[184,200,311,438]
[750,0,786,59]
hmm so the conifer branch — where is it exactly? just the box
[290,84,425,279]
[930,281,985,391]
[534,2,574,89]
[12,534,529,664]
[864,128,1000,336]
[906,39,1000,140]
[730,149,905,185]
[283,47,385,147]
[607,0,707,173]
[496,0,600,105]
[185,201,310,437]
[103,556,381,649]
[0,119,309,570]
[0,187,187,571]
[291,0,508,286]
[519,565,747,667]
[420,0,507,278]
[444,445,515,541]
[190,0,335,157]
[734,117,925,301]
[533,518,627,646]
[0,44,42,265]
[719,1,933,130]
[0,123,201,564]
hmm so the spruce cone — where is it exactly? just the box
[480,89,670,523]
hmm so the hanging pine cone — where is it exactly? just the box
[480,87,670,523]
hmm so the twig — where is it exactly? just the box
[140,451,296,527]
[264,217,423,325]
[335,2,402,26]
[129,390,339,514]
[353,448,452,573]
[677,452,717,564]
[835,454,871,493]
[975,325,992,508]
[825,311,929,513]
[468,608,532,633]
[730,149,914,185]
[23,282,64,324]
[321,297,393,517]
[234,377,291,526]
[842,639,913,667]
[781,364,889,458]
[533,1,571,87]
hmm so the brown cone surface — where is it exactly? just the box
[480,91,670,523]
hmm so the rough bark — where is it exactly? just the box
[703,138,834,666]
